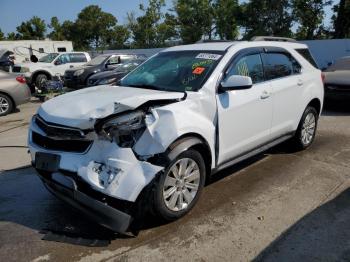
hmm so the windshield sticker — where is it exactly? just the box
[193,67,206,75]
[195,53,222,60]
[192,59,213,70]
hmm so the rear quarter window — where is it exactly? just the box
[69,53,87,63]
[295,48,318,68]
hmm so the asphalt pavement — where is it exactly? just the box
[0,100,350,262]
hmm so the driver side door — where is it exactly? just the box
[216,50,273,165]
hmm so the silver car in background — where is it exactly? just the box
[324,56,350,99]
[0,71,31,116]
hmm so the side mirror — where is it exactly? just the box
[219,75,253,92]
[54,60,62,66]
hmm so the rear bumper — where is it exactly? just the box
[36,170,133,233]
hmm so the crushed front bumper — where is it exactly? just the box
[37,170,133,232]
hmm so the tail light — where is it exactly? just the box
[16,76,26,84]
[321,72,325,84]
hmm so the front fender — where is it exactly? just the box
[133,102,216,168]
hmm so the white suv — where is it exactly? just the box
[28,40,324,233]
[13,52,91,90]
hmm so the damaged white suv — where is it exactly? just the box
[28,40,324,233]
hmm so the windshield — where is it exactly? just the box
[38,53,59,63]
[113,60,144,72]
[120,51,224,92]
[86,55,108,66]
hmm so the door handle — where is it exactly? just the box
[297,79,303,86]
[260,90,270,99]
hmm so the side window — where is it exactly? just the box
[226,54,264,84]
[120,55,133,63]
[69,53,87,63]
[56,54,70,64]
[108,56,121,65]
[290,56,302,74]
[57,47,67,52]
[262,53,293,80]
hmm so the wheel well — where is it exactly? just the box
[169,133,212,180]
[307,98,321,115]
[0,91,15,108]
[32,71,52,84]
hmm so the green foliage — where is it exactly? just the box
[105,25,131,49]
[242,0,293,40]
[292,0,332,40]
[47,17,65,41]
[16,16,46,40]
[75,5,117,50]
[6,32,19,40]
[127,0,177,48]
[0,29,4,40]
[213,0,241,40]
[175,0,215,44]
[332,0,350,38]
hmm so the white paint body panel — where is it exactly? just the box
[28,41,324,203]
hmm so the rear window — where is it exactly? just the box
[69,53,87,63]
[295,48,318,68]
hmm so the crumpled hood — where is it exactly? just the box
[38,85,185,129]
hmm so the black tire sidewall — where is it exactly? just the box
[296,106,319,149]
[0,94,13,116]
[35,74,48,89]
[153,149,206,221]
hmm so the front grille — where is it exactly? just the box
[35,116,84,139]
[12,66,21,73]
[32,132,92,153]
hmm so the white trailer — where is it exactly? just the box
[0,40,73,63]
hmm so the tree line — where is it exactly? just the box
[0,0,349,50]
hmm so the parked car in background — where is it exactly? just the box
[29,40,323,233]
[12,52,91,91]
[64,53,147,89]
[324,56,350,99]
[0,49,15,72]
[0,71,31,116]
[87,59,145,87]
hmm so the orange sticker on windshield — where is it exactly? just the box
[193,67,206,75]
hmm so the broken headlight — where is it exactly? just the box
[101,110,146,148]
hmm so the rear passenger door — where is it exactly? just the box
[216,50,273,165]
[261,50,303,139]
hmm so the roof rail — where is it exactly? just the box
[251,36,297,43]
[196,39,234,43]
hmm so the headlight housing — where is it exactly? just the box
[98,78,117,85]
[74,69,84,76]
[100,111,146,148]
[20,67,30,73]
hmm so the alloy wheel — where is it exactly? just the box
[301,112,316,145]
[0,96,9,114]
[163,158,201,212]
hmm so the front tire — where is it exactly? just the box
[152,149,206,221]
[35,74,48,90]
[0,94,14,116]
[291,106,319,150]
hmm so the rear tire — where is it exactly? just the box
[0,94,14,116]
[290,106,319,150]
[152,149,206,221]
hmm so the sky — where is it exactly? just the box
[0,0,339,35]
